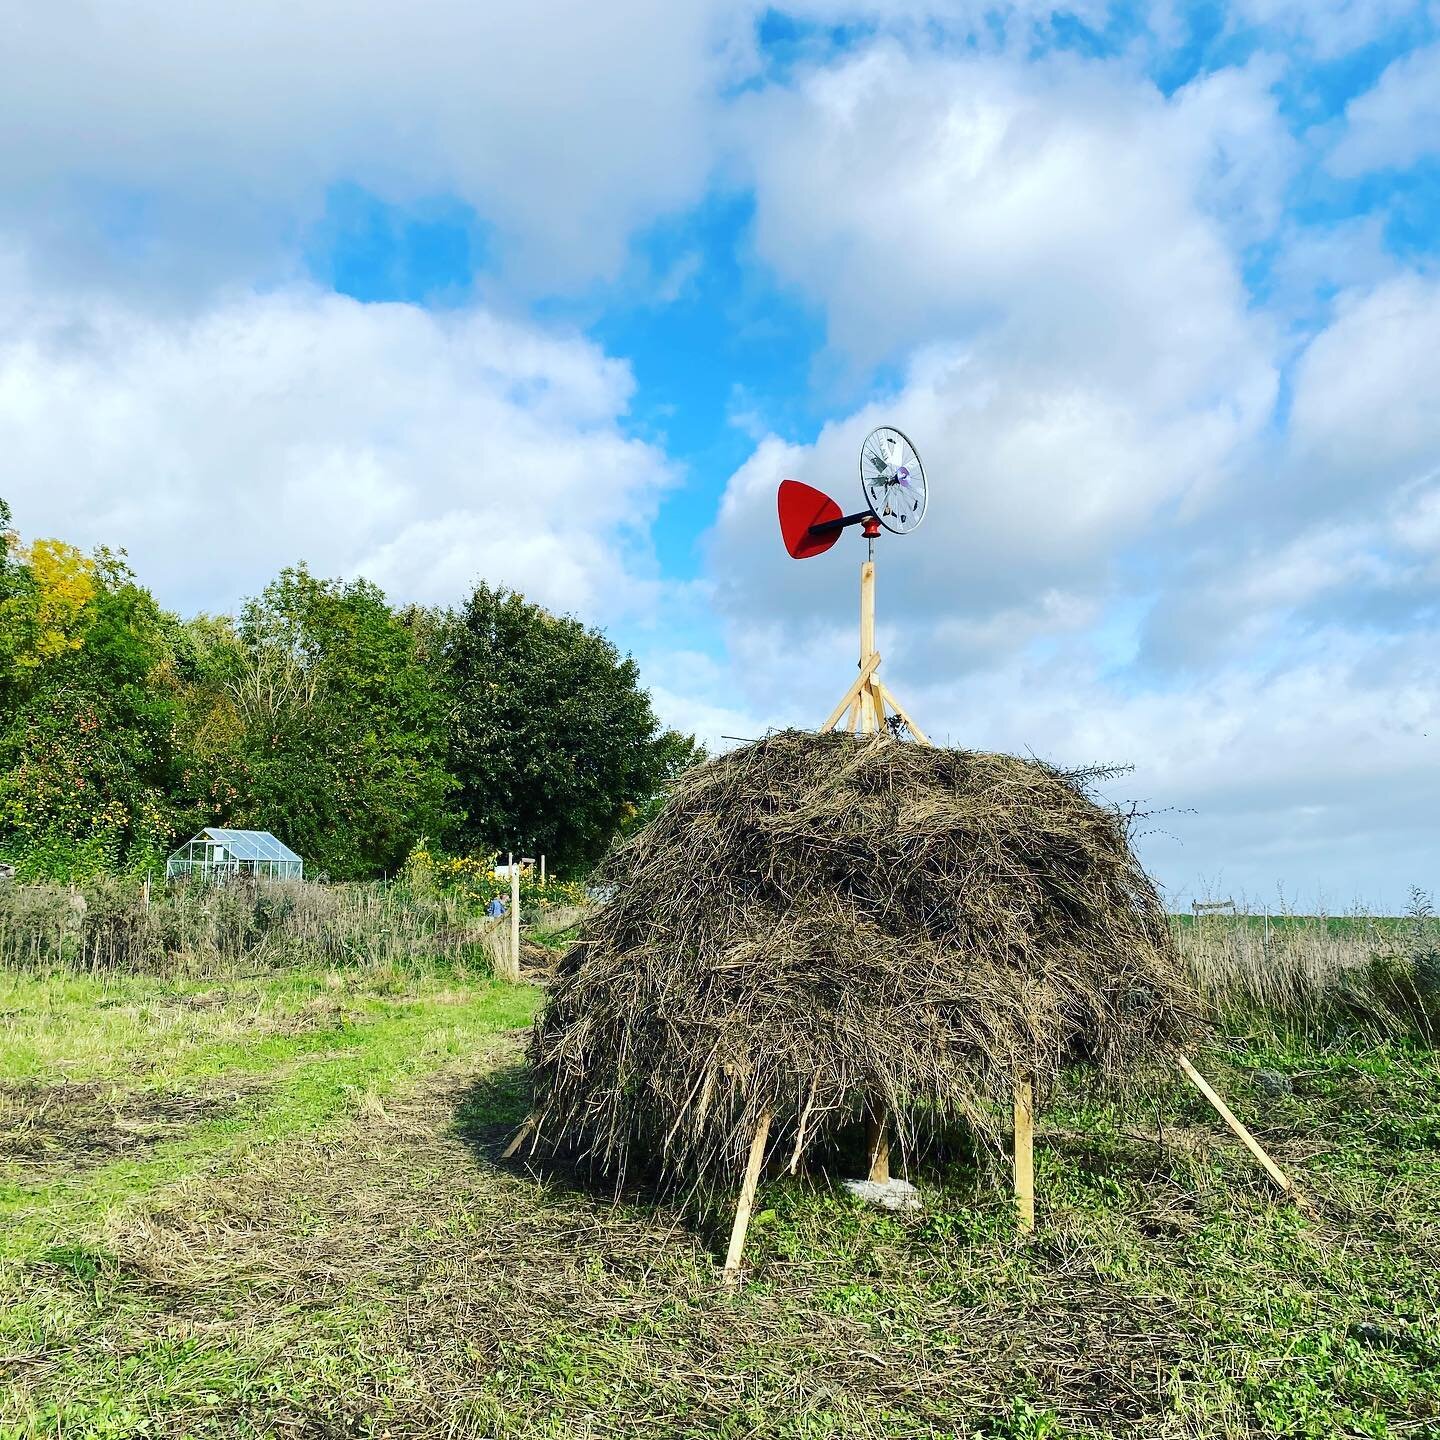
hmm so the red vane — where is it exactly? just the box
[778,479,843,559]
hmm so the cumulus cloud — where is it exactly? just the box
[713,47,1283,673]
[1289,273,1440,494]
[934,632,1440,908]
[1132,271,1440,665]
[3,0,1437,905]
[698,46,1440,906]
[1329,41,1440,174]
[0,260,674,618]
[0,0,753,293]
[733,48,1287,389]
[1230,0,1426,57]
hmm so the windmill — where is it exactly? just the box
[777,425,930,740]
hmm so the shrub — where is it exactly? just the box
[397,841,589,919]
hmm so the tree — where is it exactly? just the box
[0,497,24,685]
[0,544,183,877]
[621,729,709,835]
[179,567,454,880]
[440,584,693,875]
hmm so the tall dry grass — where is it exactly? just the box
[1176,901,1440,1041]
[3,872,1435,1042]
[0,876,510,976]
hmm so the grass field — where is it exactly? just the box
[3,958,1439,1439]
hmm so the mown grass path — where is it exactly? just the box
[2,966,1438,1439]
[0,967,538,1258]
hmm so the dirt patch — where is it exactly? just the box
[0,1079,252,1170]
[269,995,367,1036]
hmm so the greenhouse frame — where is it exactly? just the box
[165,827,304,882]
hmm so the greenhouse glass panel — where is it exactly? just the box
[165,828,304,881]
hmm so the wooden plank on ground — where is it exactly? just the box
[501,1112,538,1160]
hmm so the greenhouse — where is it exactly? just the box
[165,828,304,882]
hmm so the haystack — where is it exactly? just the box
[522,729,1203,1199]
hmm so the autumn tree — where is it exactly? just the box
[0,495,697,882]
[0,532,183,877]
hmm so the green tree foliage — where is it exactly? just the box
[0,540,182,878]
[621,730,709,836]
[0,497,697,883]
[441,583,698,875]
[179,567,455,881]
[0,497,23,683]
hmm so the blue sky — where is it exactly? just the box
[1,0,1437,909]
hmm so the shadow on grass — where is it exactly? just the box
[450,1061,715,1225]
[447,1062,1035,1262]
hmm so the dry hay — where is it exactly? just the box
[526,729,1202,1195]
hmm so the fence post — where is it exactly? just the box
[509,860,521,983]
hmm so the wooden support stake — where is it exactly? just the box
[822,653,881,731]
[723,1110,772,1285]
[508,858,522,983]
[858,557,878,734]
[1014,1077,1035,1232]
[501,1112,538,1160]
[877,683,932,746]
[859,557,875,667]
[867,683,886,734]
[1176,1052,1293,1194]
[866,1106,890,1183]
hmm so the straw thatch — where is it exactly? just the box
[525,729,1201,1195]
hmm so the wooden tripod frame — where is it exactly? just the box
[820,555,930,741]
[717,550,1301,1285]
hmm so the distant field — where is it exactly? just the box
[3,957,1438,1439]
[1171,912,1437,938]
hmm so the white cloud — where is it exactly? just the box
[697,47,1440,906]
[1288,272,1440,495]
[1330,41,1440,175]
[733,47,1286,398]
[0,260,673,619]
[936,633,1440,909]
[0,0,753,294]
[666,597,1440,907]
[1231,0,1425,57]
[713,48,1282,667]
[3,0,1437,907]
